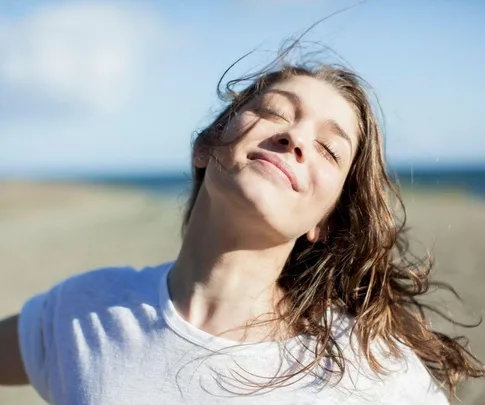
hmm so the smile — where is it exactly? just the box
[248,152,299,191]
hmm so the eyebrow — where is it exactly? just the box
[266,89,303,110]
[266,89,354,150]
[322,119,354,152]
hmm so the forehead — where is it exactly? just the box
[264,75,359,142]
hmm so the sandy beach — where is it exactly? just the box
[0,182,484,404]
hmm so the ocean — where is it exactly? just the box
[78,166,485,198]
[391,167,485,197]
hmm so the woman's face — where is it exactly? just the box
[200,75,360,242]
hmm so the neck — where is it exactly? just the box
[169,185,295,342]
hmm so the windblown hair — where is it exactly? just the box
[181,43,484,400]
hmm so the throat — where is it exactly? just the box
[169,276,290,343]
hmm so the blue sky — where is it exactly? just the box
[0,0,484,178]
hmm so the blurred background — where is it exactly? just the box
[0,0,484,403]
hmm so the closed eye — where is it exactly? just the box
[315,140,341,164]
[255,107,291,122]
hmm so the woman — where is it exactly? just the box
[0,44,483,404]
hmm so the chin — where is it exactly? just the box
[236,177,302,236]
[205,164,304,240]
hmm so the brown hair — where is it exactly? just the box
[182,47,484,400]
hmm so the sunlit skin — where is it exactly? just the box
[169,76,359,342]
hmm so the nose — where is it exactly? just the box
[273,130,306,162]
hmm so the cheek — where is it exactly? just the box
[212,118,249,163]
[309,166,346,210]
[222,113,259,144]
[216,114,268,165]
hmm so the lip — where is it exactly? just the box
[248,151,299,191]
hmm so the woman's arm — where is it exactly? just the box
[0,314,29,385]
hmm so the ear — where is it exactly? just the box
[306,226,321,244]
[193,142,210,168]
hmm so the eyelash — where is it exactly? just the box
[256,106,341,164]
[315,140,341,164]
[257,107,291,122]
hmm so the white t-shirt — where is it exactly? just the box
[18,262,449,404]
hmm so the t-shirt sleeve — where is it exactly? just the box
[18,290,53,403]
[397,345,451,405]
[417,369,450,405]
[424,383,450,405]
[15,266,145,404]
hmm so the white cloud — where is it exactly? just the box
[0,1,166,115]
